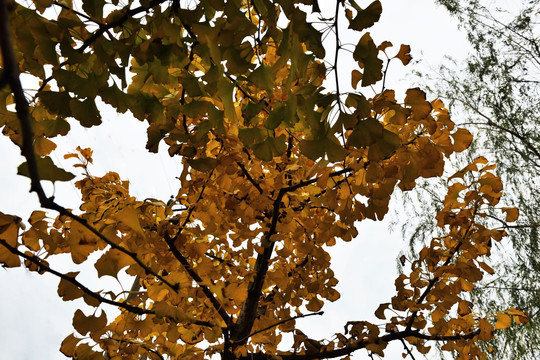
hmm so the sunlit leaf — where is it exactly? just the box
[495,313,512,330]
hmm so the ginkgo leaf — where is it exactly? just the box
[249,64,274,91]
[378,41,393,52]
[366,341,387,356]
[113,207,145,237]
[478,261,495,275]
[39,91,72,117]
[347,1,382,31]
[18,156,75,183]
[188,158,219,172]
[404,88,432,119]
[300,137,348,161]
[70,98,102,127]
[82,0,105,19]
[495,313,512,330]
[353,33,383,86]
[394,44,412,65]
[33,0,55,13]
[34,136,57,156]
[60,333,80,358]
[478,318,494,341]
[351,70,362,89]
[265,105,285,130]
[0,214,21,268]
[68,221,104,264]
[507,308,529,324]
[72,309,107,336]
[502,207,519,222]
[57,272,84,301]
[238,127,266,147]
[451,128,473,152]
[306,297,324,312]
[375,303,390,319]
[253,135,287,161]
[94,248,136,278]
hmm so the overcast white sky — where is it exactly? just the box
[0,1,470,359]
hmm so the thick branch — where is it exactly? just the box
[231,188,287,343]
[237,329,480,360]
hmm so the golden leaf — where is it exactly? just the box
[374,303,390,320]
[451,128,473,152]
[502,207,519,222]
[113,206,145,237]
[351,69,362,89]
[394,44,412,65]
[60,334,80,357]
[57,272,84,301]
[508,308,529,324]
[495,313,512,330]
[72,309,107,336]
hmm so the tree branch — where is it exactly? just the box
[36,0,168,95]
[0,0,178,291]
[237,328,480,360]
[0,239,216,327]
[52,0,105,26]
[231,188,287,343]
[0,239,149,315]
[405,203,479,331]
[239,311,324,343]
[237,161,264,194]
[163,233,231,325]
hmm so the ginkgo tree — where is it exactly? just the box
[0,0,528,359]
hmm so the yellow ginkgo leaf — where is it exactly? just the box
[502,207,519,222]
[508,308,529,324]
[114,207,145,237]
[495,313,512,330]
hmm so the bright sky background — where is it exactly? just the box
[0,0,470,359]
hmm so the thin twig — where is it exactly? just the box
[240,311,324,343]
[237,161,264,194]
[164,234,231,325]
[400,338,417,360]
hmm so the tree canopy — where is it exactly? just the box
[401,0,540,358]
[0,0,528,359]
